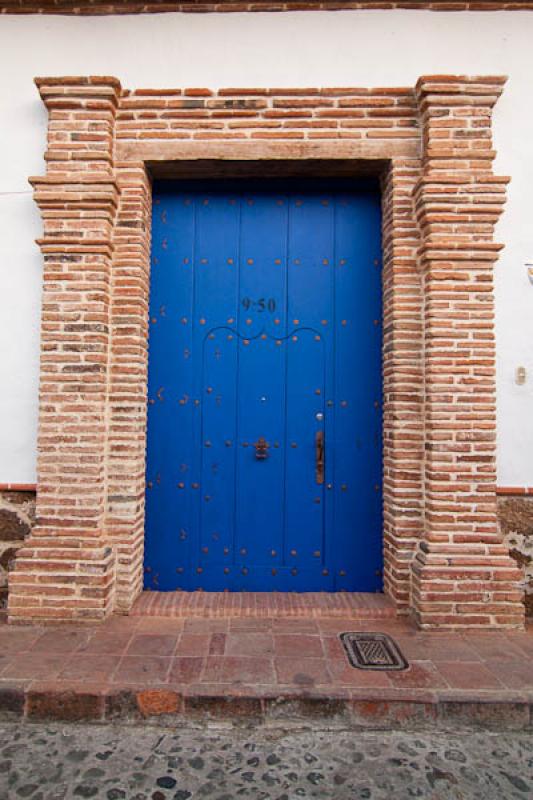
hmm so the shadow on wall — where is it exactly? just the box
[0,490,35,611]
[498,496,533,618]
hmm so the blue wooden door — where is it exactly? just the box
[144,180,382,592]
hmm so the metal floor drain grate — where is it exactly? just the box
[340,632,408,671]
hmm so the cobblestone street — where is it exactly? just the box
[0,722,531,800]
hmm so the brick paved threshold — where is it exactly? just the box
[0,614,532,729]
[131,591,396,618]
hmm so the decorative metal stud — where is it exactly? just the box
[327,483,333,490]
[162,238,168,250]
[184,257,190,265]
[291,442,298,448]
[157,387,165,401]
[339,570,347,577]
[341,400,348,408]
[192,482,199,489]
[240,548,247,556]
[243,339,250,346]
[177,567,184,574]
[314,497,321,504]
[340,259,346,266]
[374,400,380,409]
[202,546,209,554]
[184,349,191,359]
[227,335,233,341]
[194,399,200,406]
[296,199,303,207]
[294,259,300,265]
[147,481,153,489]
[201,258,208,265]
[321,199,329,206]
[327,400,334,407]
[291,568,298,576]
[322,569,329,576]
[247,258,254,265]
[313,551,321,558]
[243,442,249,447]
[227,317,235,324]
[246,318,252,325]
[276,199,284,206]
[180,530,187,540]
[208,333,215,340]
[341,484,347,491]
[225,440,232,447]
[197,566,204,573]
[212,532,220,541]
[272,569,278,576]
[290,549,297,557]
[224,567,230,574]
[273,441,279,448]
[204,495,211,502]
[271,550,277,557]
[242,567,248,575]
[151,317,157,325]
[274,258,281,265]
[184,198,191,206]
[293,319,300,325]
[276,340,282,346]
[227,258,234,265]
[292,335,298,342]
[341,320,347,326]
[315,388,321,395]
[322,259,329,265]
[145,566,152,573]
[181,317,188,325]
[261,334,267,340]
[274,318,280,325]
[177,482,185,489]
[206,387,213,394]
[373,319,380,326]
[321,320,328,326]
[148,398,155,406]
[203,199,209,205]
[374,484,380,492]
[315,335,321,342]
[200,318,206,325]
[374,258,379,267]
[223,547,229,555]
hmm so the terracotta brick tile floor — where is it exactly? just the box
[0,612,532,713]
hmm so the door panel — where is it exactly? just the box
[144,180,382,592]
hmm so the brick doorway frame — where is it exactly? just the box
[8,75,524,629]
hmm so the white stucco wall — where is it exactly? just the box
[0,9,532,485]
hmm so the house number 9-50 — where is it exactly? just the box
[242,297,276,313]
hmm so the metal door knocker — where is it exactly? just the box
[253,436,270,460]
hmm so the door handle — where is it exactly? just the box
[315,430,324,485]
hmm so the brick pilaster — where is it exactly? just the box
[412,76,525,629]
[8,77,122,623]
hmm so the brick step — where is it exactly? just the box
[130,591,396,619]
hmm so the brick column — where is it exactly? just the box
[412,75,525,629]
[8,77,122,622]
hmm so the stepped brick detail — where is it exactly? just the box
[411,76,524,628]
[7,75,525,629]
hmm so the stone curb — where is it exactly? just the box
[0,684,531,730]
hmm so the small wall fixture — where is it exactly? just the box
[516,366,527,386]
[526,261,533,285]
